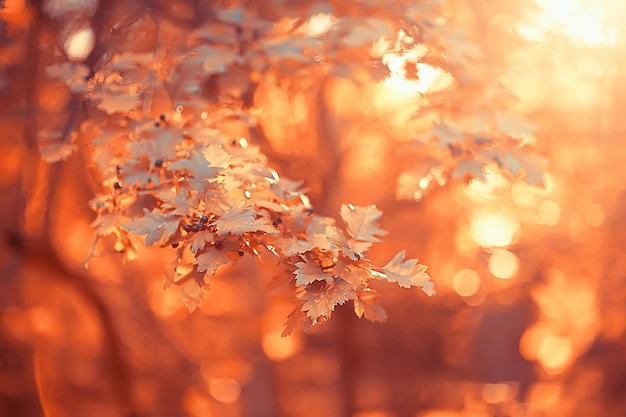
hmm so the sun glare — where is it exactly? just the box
[517,0,617,47]
[64,26,95,60]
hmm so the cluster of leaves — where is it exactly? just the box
[41,0,539,333]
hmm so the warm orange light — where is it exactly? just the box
[537,201,560,226]
[488,250,519,280]
[453,269,481,297]
[585,203,605,227]
[470,209,520,248]
[208,378,241,404]
[262,330,303,361]
[305,13,336,36]
[526,382,562,410]
[537,336,573,373]
[149,282,185,318]
[482,382,519,404]
[64,27,95,61]
[517,0,617,47]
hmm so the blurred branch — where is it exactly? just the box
[7,233,138,415]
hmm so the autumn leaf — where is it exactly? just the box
[432,121,465,147]
[353,288,388,322]
[270,178,307,200]
[213,206,278,236]
[381,250,433,294]
[294,256,332,286]
[188,230,215,254]
[504,149,545,188]
[46,62,90,93]
[167,153,221,179]
[194,246,237,275]
[180,276,207,313]
[121,208,181,245]
[38,135,78,163]
[92,89,142,115]
[340,204,388,243]
[299,278,356,322]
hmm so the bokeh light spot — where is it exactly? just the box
[537,201,560,226]
[537,336,573,374]
[470,209,520,248]
[262,330,303,361]
[64,27,95,61]
[453,269,481,297]
[208,378,241,404]
[488,250,520,279]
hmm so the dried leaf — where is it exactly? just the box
[340,204,388,243]
[381,250,433,293]
[92,90,141,115]
[121,208,180,246]
[294,257,332,286]
[299,278,356,321]
[213,207,278,236]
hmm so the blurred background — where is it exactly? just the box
[1,0,626,416]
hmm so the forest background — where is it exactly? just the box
[1,0,626,416]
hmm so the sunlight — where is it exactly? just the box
[383,58,452,97]
[305,12,336,37]
[262,330,303,361]
[488,250,519,280]
[470,209,520,248]
[64,26,95,60]
[453,269,481,297]
[517,0,617,47]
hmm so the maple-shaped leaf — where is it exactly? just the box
[91,212,126,236]
[282,305,309,337]
[432,121,464,147]
[46,62,90,93]
[300,278,357,321]
[213,207,278,236]
[121,208,181,246]
[294,257,332,286]
[128,125,180,167]
[340,204,388,243]
[308,216,339,249]
[270,178,307,200]
[504,149,545,188]
[353,288,388,322]
[331,230,367,261]
[92,89,141,115]
[167,153,221,179]
[194,246,237,275]
[496,112,535,142]
[180,275,207,313]
[453,158,486,182]
[202,144,231,168]
[188,230,215,254]
[120,156,159,186]
[381,250,433,294]
[38,135,78,163]
[156,188,200,216]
